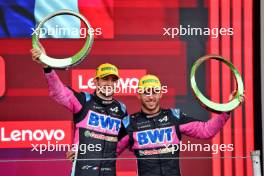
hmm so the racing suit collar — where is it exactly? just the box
[93,92,114,106]
[140,109,162,118]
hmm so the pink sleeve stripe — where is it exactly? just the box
[116,135,130,156]
[179,113,230,139]
[44,70,82,113]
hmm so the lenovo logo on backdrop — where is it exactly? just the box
[0,121,72,148]
[72,69,147,95]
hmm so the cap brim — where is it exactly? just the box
[98,73,119,79]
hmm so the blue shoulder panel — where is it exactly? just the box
[118,101,127,114]
[84,92,91,102]
[170,108,180,119]
[122,116,130,128]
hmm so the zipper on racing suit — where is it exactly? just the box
[152,116,164,176]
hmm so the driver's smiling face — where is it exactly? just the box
[138,88,162,112]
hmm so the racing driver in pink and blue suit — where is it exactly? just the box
[117,74,244,176]
[31,46,128,176]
